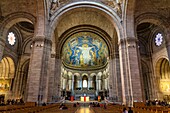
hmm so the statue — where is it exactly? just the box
[50,0,59,14]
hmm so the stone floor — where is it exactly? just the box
[75,106,95,113]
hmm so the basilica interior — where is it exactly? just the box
[0,0,170,107]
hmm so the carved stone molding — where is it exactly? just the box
[33,36,52,46]
[49,0,122,18]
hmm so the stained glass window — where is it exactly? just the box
[155,33,163,46]
[7,32,16,46]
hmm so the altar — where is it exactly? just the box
[80,96,89,102]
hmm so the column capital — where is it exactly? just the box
[126,37,138,43]
[118,37,138,46]
[33,36,52,46]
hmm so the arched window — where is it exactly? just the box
[83,80,87,88]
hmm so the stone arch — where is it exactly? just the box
[63,70,67,78]
[124,0,136,38]
[155,58,170,79]
[0,56,15,100]
[21,36,33,54]
[90,73,96,77]
[68,71,73,79]
[2,54,17,68]
[97,72,103,79]
[155,58,170,100]
[0,12,36,38]
[51,1,122,33]
[49,1,123,44]
[74,73,80,76]
[135,13,170,41]
[0,56,15,78]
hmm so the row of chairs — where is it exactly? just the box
[92,102,170,113]
[0,102,60,113]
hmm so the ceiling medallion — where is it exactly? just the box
[7,32,16,46]
[155,33,163,46]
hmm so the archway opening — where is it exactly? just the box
[156,58,170,101]
[0,57,15,101]
[82,75,88,88]
[137,22,166,101]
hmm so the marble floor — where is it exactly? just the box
[75,106,95,113]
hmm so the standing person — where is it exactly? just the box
[123,107,128,113]
[128,107,133,113]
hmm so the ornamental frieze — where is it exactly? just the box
[49,0,122,17]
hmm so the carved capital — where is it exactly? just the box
[33,36,52,46]
[51,54,56,58]
[118,38,125,46]
[33,36,45,42]
[126,37,138,43]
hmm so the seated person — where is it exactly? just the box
[73,103,77,107]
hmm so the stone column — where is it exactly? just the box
[98,77,102,91]
[0,38,5,61]
[119,39,131,105]
[71,75,74,95]
[18,72,25,97]
[166,33,170,63]
[47,56,56,102]
[88,76,93,89]
[108,56,119,101]
[119,38,143,106]
[76,76,81,89]
[104,78,108,90]
[13,69,22,98]
[54,59,62,98]
[80,76,82,90]
[26,36,52,103]
[68,76,72,91]
[96,76,99,96]
[62,78,66,90]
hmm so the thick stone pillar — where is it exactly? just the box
[119,38,143,106]
[54,59,62,98]
[109,56,118,101]
[127,38,143,102]
[47,57,55,102]
[119,39,132,106]
[26,36,52,103]
[108,56,119,101]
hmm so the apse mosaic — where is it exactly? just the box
[62,32,109,68]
